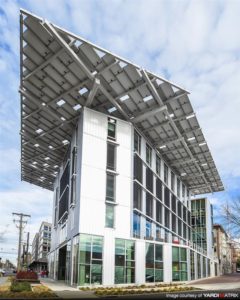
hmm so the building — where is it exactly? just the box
[29,222,52,272]
[19,10,224,286]
[230,239,240,272]
[213,224,232,275]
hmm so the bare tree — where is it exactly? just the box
[221,198,240,236]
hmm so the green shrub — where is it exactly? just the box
[10,280,31,292]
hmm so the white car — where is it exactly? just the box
[236,267,240,273]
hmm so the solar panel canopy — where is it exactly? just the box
[19,9,224,195]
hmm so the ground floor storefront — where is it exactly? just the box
[48,233,218,287]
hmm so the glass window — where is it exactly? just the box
[165,208,170,229]
[134,131,141,154]
[146,192,153,218]
[115,239,135,284]
[146,167,153,192]
[164,187,170,207]
[146,243,163,282]
[156,155,161,176]
[106,174,115,202]
[79,234,103,285]
[156,178,162,200]
[146,219,152,239]
[105,204,114,228]
[172,195,176,213]
[108,117,116,140]
[164,163,168,185]
[156,201,162,224]
[134,154,142,183]
[107,143,116,170]
[146,144,152,167]
[133,213,141,238]
[182,184,185,198]
[133,182,142,210]
[172,247,187,281]
[177,178,181,198]
[171,172,175,192]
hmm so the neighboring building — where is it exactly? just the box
[213,224,232,274]
[29,222,52,272]
[231,239,240,272]
[19,10,224,286]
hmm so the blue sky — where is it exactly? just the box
[0,0,240,264]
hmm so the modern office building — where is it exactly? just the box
[213,224,232,274]
[19,10,224,286]
[29,222,52,272]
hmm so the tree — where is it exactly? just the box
[221,198,240,236]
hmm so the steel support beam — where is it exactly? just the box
[155,136,184,148]
[85,79,100,107]
[43,21,94,81]
[132,105,167,123]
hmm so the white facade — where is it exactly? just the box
[48,108,217,286]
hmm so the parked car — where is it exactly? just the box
[0,269,6,276]
[236,267,240,273]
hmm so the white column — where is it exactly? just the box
[103,229,115,285]
[164,243,172,283]
[135,239,145,284]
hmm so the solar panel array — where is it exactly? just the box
[20,9,224,194]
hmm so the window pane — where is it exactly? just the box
[146,192,153,218]
[146,243,154,268]
[79,235,91,264]
[146,268,154,282]
[115,266,124,283]
[180,248,187,261]
[156,155,161,176]
[155,269,163,282]
[156,178,162,200]
[156,201,162,224]
[107,143,116,170]
[164,164,168,184]
[105,204,114,228]
[172,247,179,262]
[146,167,153,192]
[126,241,135,261]
[106,174,115,202]
[146,219,152,239]
[164,187,170,207]
[134,131,141,154]
[134,182,142,210]
[79,265,90,285]
[133,213,141,238]
[146,144,152,166]
[92,237,103,260]
[91,264,102,284]
[108,118,116,139]
[134,154,142,183]
[155,244,163,261]
[126,268,135,283]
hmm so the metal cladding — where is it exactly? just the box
[19,9,224,195]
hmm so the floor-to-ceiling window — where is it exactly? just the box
[115,239,135,284]
[172,247,188,281]
[146,243,163,282]
[79,234,103,285]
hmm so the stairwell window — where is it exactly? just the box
[107,143,116,171]
[134,130,141,154]
[108,117,116,140]
[146,144,152,167]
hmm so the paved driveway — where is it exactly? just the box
[187,272,240,290]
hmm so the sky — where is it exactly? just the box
[0,0,240,265]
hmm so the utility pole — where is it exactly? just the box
[26,232,30,268]
[12,213,31,271]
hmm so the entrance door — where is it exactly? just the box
[58,245,67,280]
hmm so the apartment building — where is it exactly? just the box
[213,224,232,274]
[19,10,223,286]
[30,222,52,272]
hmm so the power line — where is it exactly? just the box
[12,212,31,271]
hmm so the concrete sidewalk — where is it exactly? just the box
[40,278,97,299]
[187,273,240,290]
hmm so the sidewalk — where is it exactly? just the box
[40,278,97,299]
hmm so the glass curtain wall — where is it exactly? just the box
[72,235,79,285]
